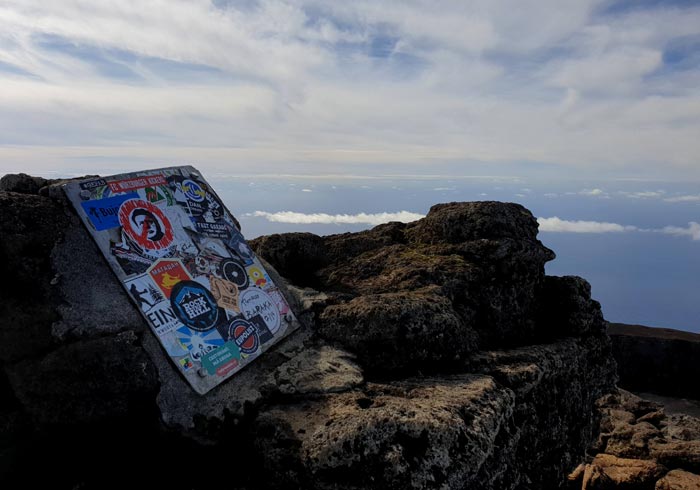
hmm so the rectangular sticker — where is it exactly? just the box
[108,174,167,193]
[80,192,139,231]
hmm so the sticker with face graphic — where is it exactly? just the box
[118,199,174,252]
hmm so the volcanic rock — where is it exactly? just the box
[1,177,619,489]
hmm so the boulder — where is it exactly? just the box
[655,469,700,489]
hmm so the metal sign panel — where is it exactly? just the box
[64,166,300,394]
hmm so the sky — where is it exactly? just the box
[0,1,699,331]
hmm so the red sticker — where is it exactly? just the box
[216,358,239,377]
[148,259,191,298]
[108,174,167,193]
[118,199,174,251]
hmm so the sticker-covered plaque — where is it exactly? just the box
[64,166,300,394]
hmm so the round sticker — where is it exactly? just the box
[170,281,219,332]
[229,318,259,355]
[239,288,280,334]
[221,259,249,289]
[182,179,205,203]
[118,199,174,251]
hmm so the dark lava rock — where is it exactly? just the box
[0,175,618,490]
[257,201,560,370]
[0,173,54,195]
[608,323,700,400]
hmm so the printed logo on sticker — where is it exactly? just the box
[109,174,167,193]
[247,265,268,288]
[118,199,174,251]
[182,179,206,203]
[81,192,139,231]
[148,259,191,299]
[228,318,259,355]
[209,275,240,312]
[239,288,280,335]
[221,259,249,289]
[176,326,225,362]
[79,178,107,190]
[179,357,194,371]
[125,275,180,336]
[170,281,219,331]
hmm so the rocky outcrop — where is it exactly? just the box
[608,323,700,401]
[1,174,617,489]
[568,389,700,489]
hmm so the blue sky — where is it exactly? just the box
[1,1,699,331]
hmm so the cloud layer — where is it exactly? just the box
[250,210,425,225]
[538,216,700,241]
[537,217,636,233]
[1,1,700,177]
[249,211,700,241]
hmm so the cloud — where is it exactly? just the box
[537,217,637,233]
[1,1,700,177]
[660,222,700,240]
[579,188,606,196]
[620,190,665,199]
[249,210,425,225]
[539,217,700,241]
[664,195,700,202]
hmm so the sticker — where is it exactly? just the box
[226,232,255,265]
[81,192,139,231]
[125,275,180,336]
[248,314,275,345]
[179,357,195,372]
[209,276,240,312]
[144,185,174,206]
[175,325,225,362]
[193,219,229,239]
[109,174,167,193]
[170,280,219,331]
[228,318,260,355]
[118,199,175,251]
[148,258,191,299]
[110,242,153,275]
[201,341,240,376]
[247,265,269,289]
[182,179,206,203]
[267,288,290,315]
[239,288,281,334]
[221,259,249,289]
[79,178,107,190]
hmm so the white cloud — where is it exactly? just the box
[301,188,313,192]
[620,190,665,199]
[664,195,700,202]
[537,216,637,233]
[1,1,700,177]
[250,210,425,225]
[538,217,700,242]
[579,188,605,196]
[660,222,700,240]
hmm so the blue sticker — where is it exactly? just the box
[182,179,206,203]
[81,192,139,231]
[170,280,220,332]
